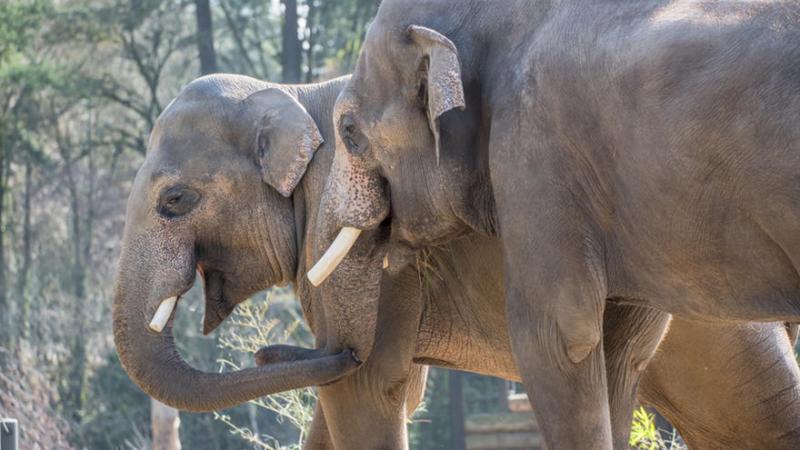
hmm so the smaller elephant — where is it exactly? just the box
[114,73,800,450]
[112,76,362,413]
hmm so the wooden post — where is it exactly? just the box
[449,370,467,450]
[151,399,181,450]
[497,379,510,412]
[1,419,18,450]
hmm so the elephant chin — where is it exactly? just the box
[203,298,235,335]
[200,268,236,335]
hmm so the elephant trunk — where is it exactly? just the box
[314,194,387,361]
[112,247,360,412]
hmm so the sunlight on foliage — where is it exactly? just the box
[214,287,316,450]
[629,407,685,450]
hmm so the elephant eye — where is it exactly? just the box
[340,116,367,155]
[158,185,201,218]
[343,129,359,152]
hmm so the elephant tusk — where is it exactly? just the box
[307,227,362,287]
[149,296,178,333]
[382,254,389,269]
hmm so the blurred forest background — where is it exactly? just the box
[0,1,518,449]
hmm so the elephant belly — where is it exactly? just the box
[608,187,800,322]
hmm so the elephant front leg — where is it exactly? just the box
[303,403,333,450]
[491,149,613,448]
[316,363,428,449]
[506,274,612,449]
[302,364,428,450]
[500,223,612,447]
[315,268,426,450]
[603,303,671,449]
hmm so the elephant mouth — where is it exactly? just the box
[145,261,247,336]
[199,264,237,335]
[147,277,196,334]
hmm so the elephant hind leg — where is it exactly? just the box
[640,318,800,450]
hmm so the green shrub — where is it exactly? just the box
[629,407,685,450]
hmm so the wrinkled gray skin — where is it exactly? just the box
[322,1,800,448]
[115,73,800,449]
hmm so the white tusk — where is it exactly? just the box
[307,227,362,287]
[382,255,389,269]
[149,296,178,333]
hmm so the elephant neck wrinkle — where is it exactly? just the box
[258,187,297,288]
[291,182,307,283]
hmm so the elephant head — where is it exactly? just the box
[113,74,360,412]
[310,17,492,283]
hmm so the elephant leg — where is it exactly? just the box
[603,303,671,449]
[499,226,612,448]
[490,106,613,448]
[318,271,424,449]
[305,364,427,450]
[505,281,611,449]
[316,362,427,449]
[303,403,333,450]
[640,318,800,450]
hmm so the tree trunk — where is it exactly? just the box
[194,0,218,75]
[65,153,87,422]
[449,370,467,450]
[151,399,181,450]
[281,0,302,82]
[304,0,318,82]
[17,154,31,339]
[0,143,7,367]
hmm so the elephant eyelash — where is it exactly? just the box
[166,194,182,206]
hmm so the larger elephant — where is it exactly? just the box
[114,73,800,450]
[310,0,800,448]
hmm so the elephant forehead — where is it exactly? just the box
[148,132,252,182]
[157,100,233,137]
[151,101,242,155]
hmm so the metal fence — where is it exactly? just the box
[1,419,18,450]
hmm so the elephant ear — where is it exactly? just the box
[408,25,466,163]
[246,88,323,197]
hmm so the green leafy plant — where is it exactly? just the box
[630,407,659,450]
[629,407,685,450]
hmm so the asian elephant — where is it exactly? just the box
[113,73,800,450]
[312,0,800,448]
